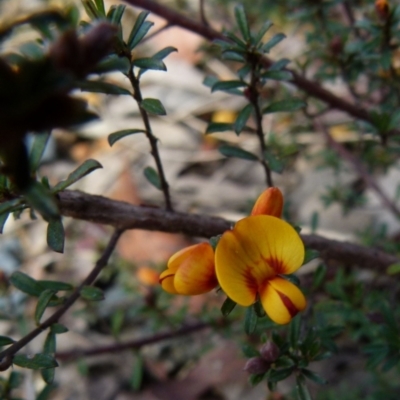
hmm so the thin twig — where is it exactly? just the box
[55,190,400,271]
[127,67,173,211]
[315,120,400,219]
[0,229,123,371]
[56,322,211,361]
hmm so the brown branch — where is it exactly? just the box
[122,0,375,126]
[0,229,123,371]
[56,190,399,271]
[315,120,400,218]
[56,321,211,362]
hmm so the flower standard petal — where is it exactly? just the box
[251,187,283,217]
[259,276,306,324]
[159,269,179,294]
[174,242,217,295]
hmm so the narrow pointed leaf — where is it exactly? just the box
[269,58,291,71]
[254,20,273,44]
[143,166,161,190]
[94,0,106,17]
[0,199,21,215]
[24,182,59,219]
[219,145,258,160]
[30,132,50,172]
[261,33,286,53]
[108,4,126,24]
[36,384,56,400]
[92,55,130,74]
[221,297,237,316]
[0,212,9,233]
[211,80,247,93]
[264,151,284,173]
[234,5,250,41]
[152,46,177,60]
[296,375,312,400]
[268,367,294,382]
[234,104,253,134]
[47,218,64,253]
[301,368,327,385]
[244,306,258,335]
[133,57,166,71]
[221,51,246,62]
[41,368,55,384]
[51,323,69,334]
[80,285,104,301]
[81,0,101,19]
[263,99,306,114]
[140,98,166,115]
[206,122,233,134]
[35,290,56,325]
[108,129,146,146]
[128,13,153,50]
[38,280,73,291]
[13,354,58,370]
[44,332,56,354]
[10,271,45,297]
[262,70,292,81]
[52,159,103,192]
[0,336,15,346]
[77,80,131,95]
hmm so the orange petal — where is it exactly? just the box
[251,187,283,218]
[173,242,217,295]
[159,269,179,294]
[259,276,306,324]
[215,230,258,306]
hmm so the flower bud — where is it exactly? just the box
[375,0,390,19]
[243,357,270,375]
[260,341,280,363]
[251,187,283,218]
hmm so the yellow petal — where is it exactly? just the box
[234,216,304,275]
[259,276,306,324]
[251,187,283,218]
[168,243,201,273]
[174,242,217,295]
[159,269,179,294]
[215,230,258,306]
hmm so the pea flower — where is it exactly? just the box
[215,215,306,324]
[159,242,217,295]
[250,187,283,217]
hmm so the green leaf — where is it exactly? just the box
[264,151,284,173]
[268,58,291,71]
[261,33,286,53]
[296,375,312,400]
[81,0,102,20]
[36,384,56,400]
[152,46,178,60]
[0,212,9,233]
[127,12,153,50]
[43,332,56,354]
[130,353,144,390]
[234,5,250,41]
[267,367,294,382]
[41,368,55,385]
[221,297,237,316]
[219,145,258,161]
[289,315,301,349]
[47,218,64,253]
[35,289,57,325]
[234,104,253,134]
[303,249,320,264]
[0,335,15,346]
[250,373,266,386]
[203,75,219,88]
[140,98,166,115]
[244,306,258,335]
[221,50,246,62]
[92,54,130,74]
[23,182,59,219]
[253,20,273,45]
[301,368,327,385]
[211,80,247,93]
[29,132,50,172]
[94,0,106,17]
[0,199,21,215]
[263,99,306,114]
[312,264,327,290]
[10,271,45,297]
[108,4,126,25]
[143,166,161,190]
[50,323,69,334]
[241,343,260,358]
[80,285,104,301]
[205,122,233,134]
[253,300,266,317]
[38,280,73,291]
[111,309,125,338]
[77,80,131,95]
[133,57,166,71]
[13,353,58,370]
[108,129,146,146]
[262,70,292,81]
[52,159,103,193]
[8,371,23,389]
[387,263,400,275]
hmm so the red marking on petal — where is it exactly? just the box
[276,289,299,318]
[243,266,258,294]
[264,256,286,274]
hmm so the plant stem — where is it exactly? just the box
[0,229,123,371]
[128,67,173,211]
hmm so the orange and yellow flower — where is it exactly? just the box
[215,215,306,324]
[251,187,283,217]
[159,242,217,295]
